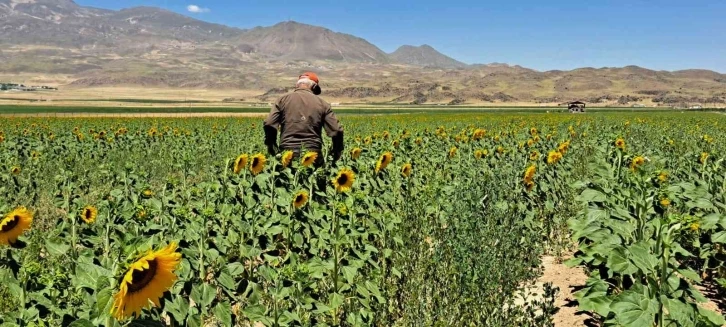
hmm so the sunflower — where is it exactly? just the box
[690,222,700,232]
[472,129,486,140]
[11,166,21,175]
[615,138,626,150]
[496,146,505,155]
[546,151,562,165]
[1,207,33,245]
[233,154,249,174]
[529,151,540,161]
[401,163,412,177]
[526,139,535,147]
[250,153,266,175]
[524,180,535,192]
[281,151,294,168]
[474,150,484,160]
[699,152,709,164]
[301,152,318,167]
[524,165,536,183]
[659,198,671,207]
[668,139,674,146]
[292,190,309,209]
[0,135,4,143]
[529,127,538,137]
[350,147,362,160]
[364,137,372,145]
[142,189,154,198]
[392,140,400,148]
[332,169,355,193]
[558,140,571,154]
[533,135,541,142]
[415,138,423,145]
[111,242,182,320]
[375,152,393,174]
[81,206,98,224]
[448,147,458,158]
[630,156,646,170]
[658,171,668,183]
[382,131,390,139]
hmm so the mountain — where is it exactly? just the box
[390,45,467,69]
[1,0,725,106]
[233,21,389,63]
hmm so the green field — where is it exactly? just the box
[1,111,725,326]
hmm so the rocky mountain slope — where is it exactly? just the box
[1,0,725,105]
[390,45,467,69]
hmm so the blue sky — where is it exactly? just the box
[76,0,726,72]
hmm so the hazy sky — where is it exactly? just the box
[76,0,726,72]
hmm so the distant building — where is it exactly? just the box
[561,101,586,113]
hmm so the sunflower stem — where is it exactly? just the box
[332,192,340,325]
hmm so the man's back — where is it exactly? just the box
[264,88,342,153]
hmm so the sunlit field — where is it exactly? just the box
[1,112,725,326]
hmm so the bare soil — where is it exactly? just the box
[540,255,592,327]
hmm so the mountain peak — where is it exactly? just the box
[390,44,467,69]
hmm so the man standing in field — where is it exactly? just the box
[263,72,344,167]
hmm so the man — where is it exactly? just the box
[263,72,344,167]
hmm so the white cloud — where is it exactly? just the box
[187,5,210,13]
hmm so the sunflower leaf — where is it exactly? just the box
[212,301,233,327]
[67,319,94,327]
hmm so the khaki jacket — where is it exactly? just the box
[263,88,343,154]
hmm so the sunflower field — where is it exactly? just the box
[0,112,725,326]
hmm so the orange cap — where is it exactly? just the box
[300,72,319,84]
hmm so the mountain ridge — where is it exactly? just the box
[1,0,725,105]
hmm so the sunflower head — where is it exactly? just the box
[699,152,709,164]
[250,153,266,175]
[112,243,182,319]
[142,189,154,198]
[526,139,535,147]
[529,151,540,161]
[382,131,390,139]
[524,165,536,183]
[659,198,671,207]
[281,151,294,168]
[472,129,486,140]
[496,146,505,155]
[615,138,626,150]
[546,150,562,165]
[415,138,423,145]
[333,169,355,193]
[351,147,362,160]
[630,156,646,170]
[11,166,21,175]
[690,222,700,232]
[375,152,393,174]
[293,190,309,209]
[401,163,412,177]
[668,139,674,146]
[1,207,33,245]
[448,147,458,158]
[81,206,98,224]
[524,180,535,192]
[301,152,318,167]
[392,140,400,148]
[364,136,372,145]
[233,154,249,174]
[474,150,484,160]
[529,127,538,136]
[658,171,668,183]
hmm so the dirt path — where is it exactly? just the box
[540,255,591,326]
